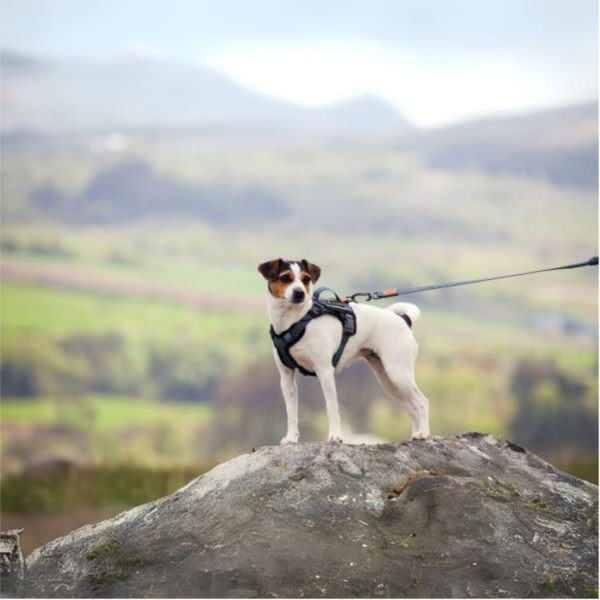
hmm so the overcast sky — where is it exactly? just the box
[2,0,598,127]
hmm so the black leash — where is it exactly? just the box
[340,256,598,303]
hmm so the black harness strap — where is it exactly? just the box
[270,303,324,377]
[270,293,357,377]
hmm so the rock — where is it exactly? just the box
[1,529,25,597]
[22,433,598,598]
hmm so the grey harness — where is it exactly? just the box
[269,290,357,377]
[269,287,412,377]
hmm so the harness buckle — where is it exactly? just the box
[347,292,373,303]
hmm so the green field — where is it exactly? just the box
[1,282,266,343]
[1,395,213,430]
[1,394,215,478]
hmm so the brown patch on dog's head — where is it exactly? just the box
[258,258,293,299]
[268,275,292,298]
[271,264,296,298]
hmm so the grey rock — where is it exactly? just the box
[22,433,598,598]
[1,529,25,597]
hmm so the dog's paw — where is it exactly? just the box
[280,436,298,446]
[328,435,343,444]
[411,431,429,441]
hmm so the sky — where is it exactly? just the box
[2,0,598,127]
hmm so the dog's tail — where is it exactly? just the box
[386,302,421,324]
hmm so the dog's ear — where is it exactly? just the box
[301,259,321,283]
[258,258,282,281]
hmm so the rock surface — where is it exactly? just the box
[22,434,598,598]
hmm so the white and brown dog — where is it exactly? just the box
[258,258,430,444]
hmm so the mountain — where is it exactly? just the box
[399,102,599,188]
[2,50,596,187]
[0,51,410,135]
[315,94,412,132]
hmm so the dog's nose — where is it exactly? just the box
[292,289,306,303]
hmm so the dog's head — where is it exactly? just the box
[258,258,321,305]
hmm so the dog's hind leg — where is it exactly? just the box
[405,384,430,440]
[366,353,430,441]
[316,367,344,443]
[365,353,402,400]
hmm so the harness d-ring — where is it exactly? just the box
[312,286,344,303]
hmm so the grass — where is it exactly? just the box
[0,395,213,430]
[1,282,267,345]
[0,463,210,513]
[1,395,216,472]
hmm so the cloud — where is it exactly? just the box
[208,40,597,127]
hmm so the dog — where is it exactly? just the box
[258,258,430,444]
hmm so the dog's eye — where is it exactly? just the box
[302,276,311,285]
[280,274,292,283]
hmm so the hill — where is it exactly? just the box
[2,49,596,187]
[18,434,599,598]
[398,102,599,188]
[0,50,409,135]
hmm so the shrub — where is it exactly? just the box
[1,335,88,397]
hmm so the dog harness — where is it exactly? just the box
[269,286,412,378]
[269,288,358,377]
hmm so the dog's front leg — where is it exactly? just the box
[316,368,343,443]
[277,361,299,445]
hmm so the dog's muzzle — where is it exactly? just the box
[291,289,306,303]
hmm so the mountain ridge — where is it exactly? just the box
[0,50,410,134]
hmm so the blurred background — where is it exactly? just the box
[1,0,598,555]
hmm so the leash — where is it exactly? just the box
[329,256,598,303]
